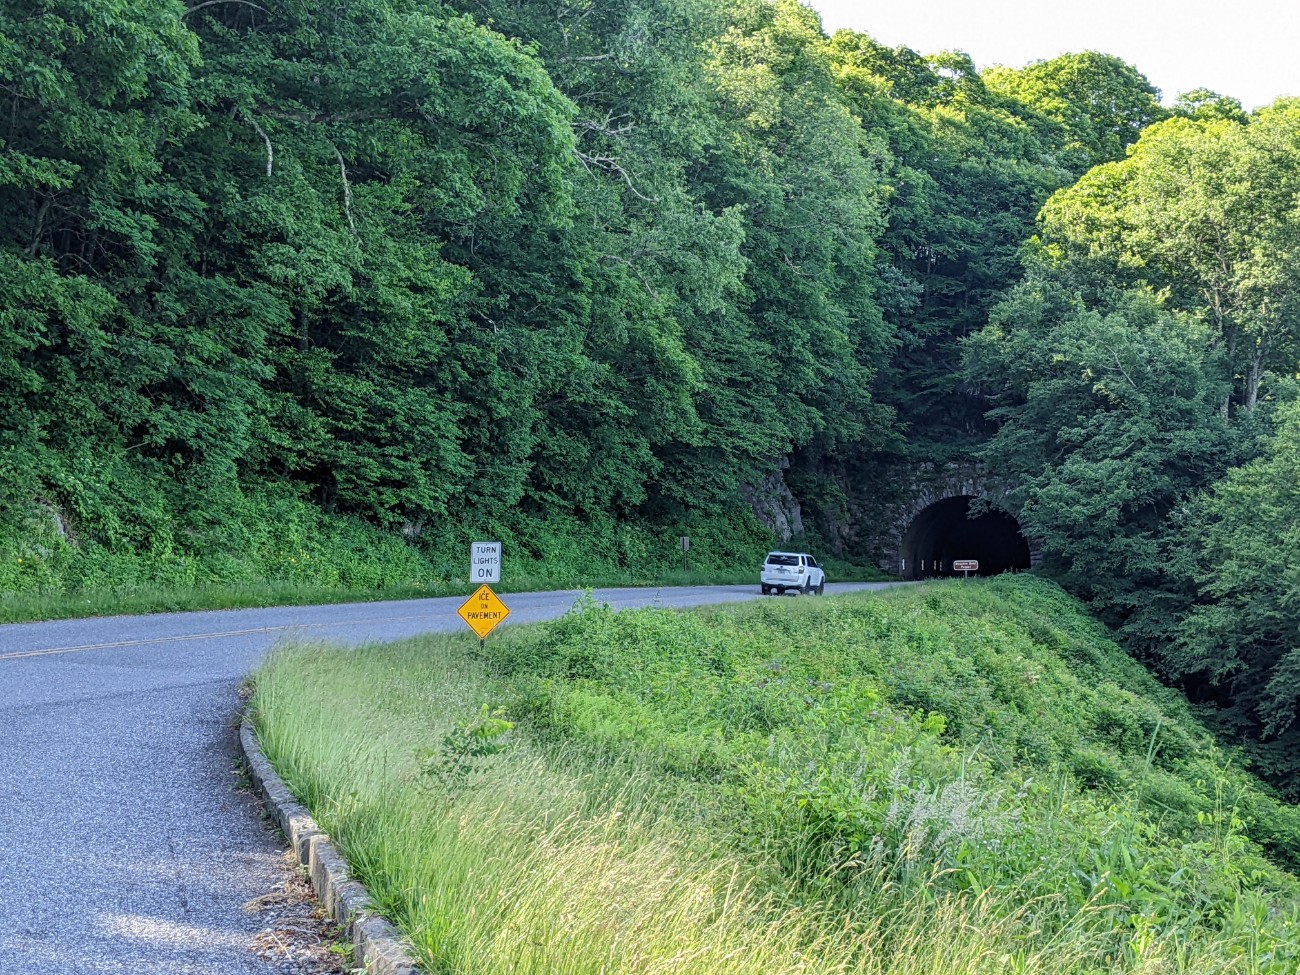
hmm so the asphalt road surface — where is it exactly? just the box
[0,582,895,974]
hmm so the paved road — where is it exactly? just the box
[0,582,894,974]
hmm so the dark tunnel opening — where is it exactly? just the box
[899,496,1031,580]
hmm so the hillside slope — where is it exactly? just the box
[254,576,1300,974]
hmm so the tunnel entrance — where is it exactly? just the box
[899,495,1030,580]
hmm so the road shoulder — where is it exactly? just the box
[240,718,421,975]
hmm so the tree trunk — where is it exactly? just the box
[1223,321,1239,415]
[1245,349,1265,411]
[25,196,51,256]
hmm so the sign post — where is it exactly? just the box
[470,541,502,584]
[680,536,690,573]
[952,559,979,581]
[458,584,510,649]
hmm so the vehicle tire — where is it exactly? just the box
[816,580,825,595]
[801,580,811,595]
[761,584,771,595]
[776,587,785,596]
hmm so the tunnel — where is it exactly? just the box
[899,495,1031,580]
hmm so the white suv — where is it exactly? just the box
[760,552,826,595]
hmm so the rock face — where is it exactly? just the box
[747,457,1040,570]
[743,461,804,543]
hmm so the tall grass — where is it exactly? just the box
[251,580,1300,975]
[254,644,1104,975]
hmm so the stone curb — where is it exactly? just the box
[239,718,421,975]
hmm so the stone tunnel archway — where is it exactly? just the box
[899,495,1031,580]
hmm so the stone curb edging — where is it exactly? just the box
[239,717,421,975]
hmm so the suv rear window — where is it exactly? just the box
[766,554,800,566]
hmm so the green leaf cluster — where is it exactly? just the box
[0,0,908,570]
[959,95,1300,794]
[1173,398,1300,786]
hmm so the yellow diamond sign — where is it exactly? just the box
[458,584,510,640]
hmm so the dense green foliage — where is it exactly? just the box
[254,580,1300,973]
[1174,400,1300,783]
[964,289,1234,638]
[1032,104,1300,412]
[965,102,1300,792]
[0,0,1167,576]
[0,0,909,595]
[824,36,1071,456]
[984,52,1165,174]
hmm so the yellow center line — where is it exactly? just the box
[0,612,458,663]
[0,590,720,664]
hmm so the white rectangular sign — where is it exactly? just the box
[470,541,502,584]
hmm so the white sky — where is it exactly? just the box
[807,1,1299,110]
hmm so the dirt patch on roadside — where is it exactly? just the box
[244,851,354,975]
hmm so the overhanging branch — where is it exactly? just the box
[181,0,269,19]
[239,109,273,176]
[332,144,359,239]
[573,149,657,203]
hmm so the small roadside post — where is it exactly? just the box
[953,559,979,581]
[463,542,508,650]
[680,535,690,573]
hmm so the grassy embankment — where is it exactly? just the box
[0,495,882,623]
[252,575,1300,974]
